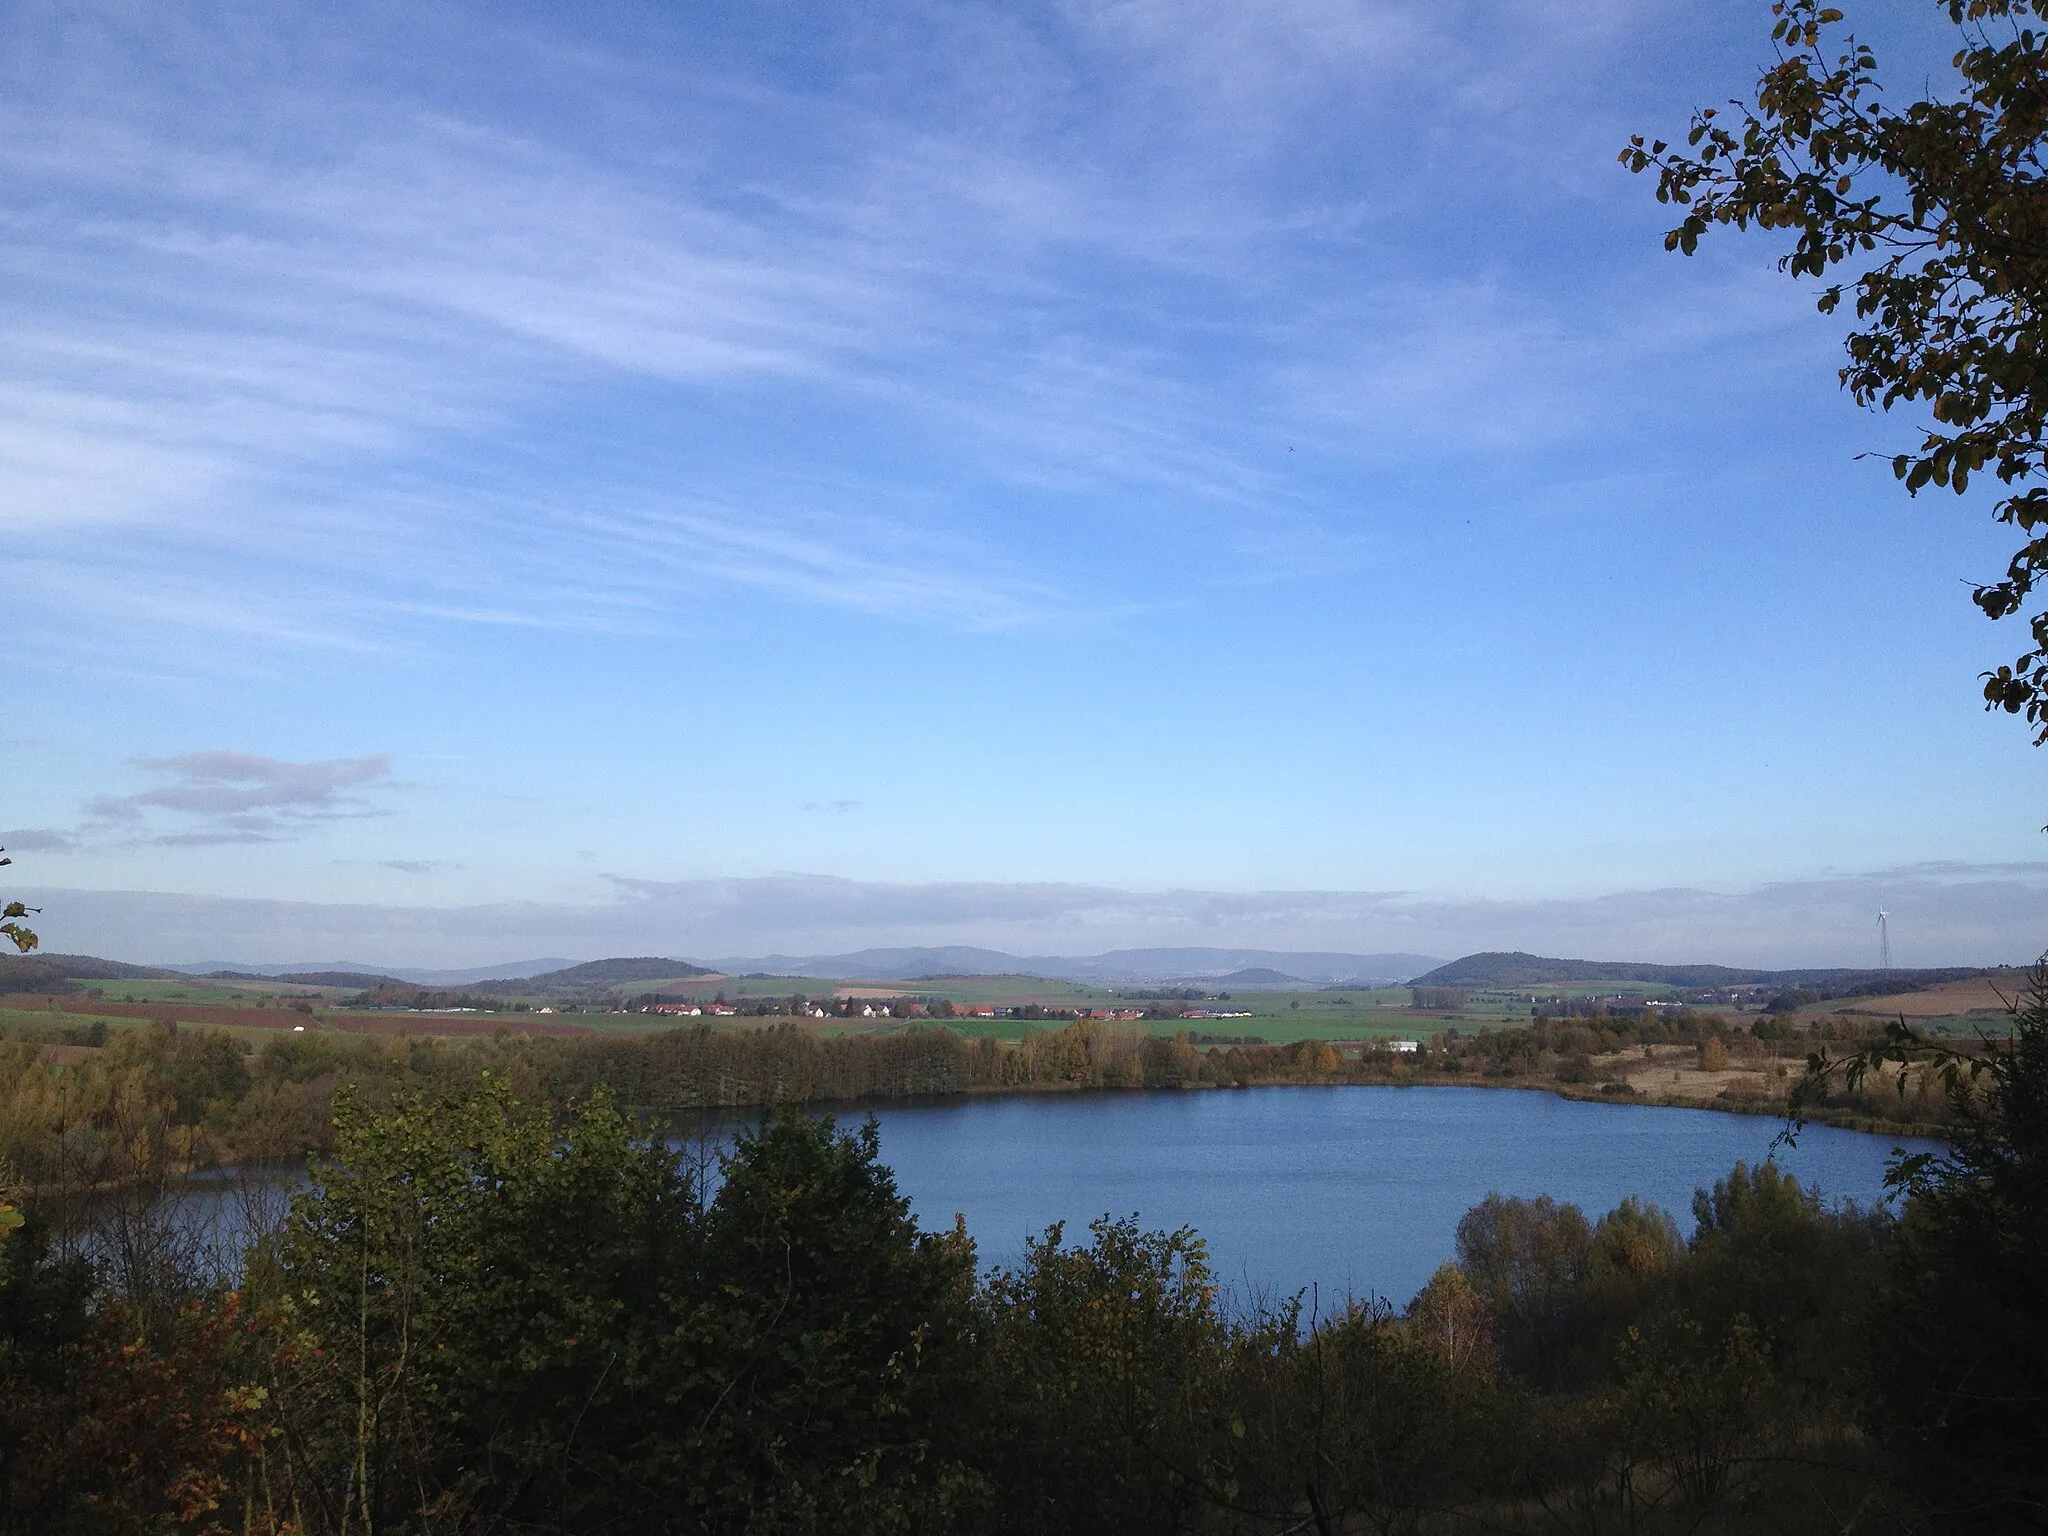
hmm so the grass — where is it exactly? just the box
[19,964,1586,1051]
[84,978,342,1005]
[0,1005,288,1050]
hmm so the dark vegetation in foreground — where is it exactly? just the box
[0,979,2044,1533]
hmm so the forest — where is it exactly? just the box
[0,974,2043,1532]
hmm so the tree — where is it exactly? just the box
[267,1087,983,1535]
[978,1216,1227,1532]
[1454,1192,1593,1380]
[1793,966,2048,1528]
[683,1111,984,1533]
[1622,1,2048,736]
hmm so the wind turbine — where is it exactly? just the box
[1877,911,1892,971]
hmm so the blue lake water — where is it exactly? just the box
[178,1087,1934,1307]
[828,1087,1933,1306]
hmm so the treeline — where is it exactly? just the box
[3,999,2045,1533]
[0,956,89,994]
[0,1009,1961,1199]
[1436,1010,1961,1122]
[0,1018,1303,1185]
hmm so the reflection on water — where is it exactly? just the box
[175,1087,1933,1306]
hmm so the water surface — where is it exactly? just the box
[176,1086,1933,1308]
[843,1087,1929,1305]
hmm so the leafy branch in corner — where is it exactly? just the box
[0,847,35,955]
[1784,958,2048,1203]
[1622,1,2048,738]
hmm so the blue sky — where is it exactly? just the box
[4,0,2045,966]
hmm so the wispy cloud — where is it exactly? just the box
[0,828,77,854]
[83,751,392,845]
[0,0,1741,657]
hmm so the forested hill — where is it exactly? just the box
[0,953,186,993]
[1412,950,2004,991]
[18,953,183,982]
[0,952,717,1002]
[508,956,716,989]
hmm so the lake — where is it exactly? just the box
[179,1085,1933,1306]
[834,1086,1931,1305]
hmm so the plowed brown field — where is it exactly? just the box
[1830,977,2024,1021]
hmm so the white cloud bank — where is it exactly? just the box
[13,862,2048,971]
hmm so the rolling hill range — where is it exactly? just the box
[1412,950,2011,994]
[19,944,2021,1008]
[705,947,1441,985]
[161,958,575,985]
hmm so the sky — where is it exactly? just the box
[3,0,2046,968]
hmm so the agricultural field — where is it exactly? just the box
[81,976,341,1005]
[0,1003,288,1050]
[9,954,1581,1050]
[1801,976,2020,1035]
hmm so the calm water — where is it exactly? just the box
[177,1087,1933,1307]
[834,1087,1933,1305]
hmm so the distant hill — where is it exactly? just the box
[3,951,191,992]
[706,947,1442,986]
[34,953,183,982]
[162,958,575,985]
[705,947,1024,979]
[1208,967,1303,986]
[273,970,411,989]
[1411,950,2006,995]
[198,968,410,989]
[513,957,717,990]
[1054,950,1439,985]
[0,956,81,994]
[1411,952,1777,988]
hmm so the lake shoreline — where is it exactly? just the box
[691,1073,1936,1145]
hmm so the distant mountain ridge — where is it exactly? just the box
[20,945,2022,1001]
[161,958,576,985]
[1411,950,2007,990]
[704,947,1441,986]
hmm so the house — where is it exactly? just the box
[1387,1039,1419,1053]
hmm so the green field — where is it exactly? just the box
[0,1005,282,1048]
[9,963,1603,1050]
[74,977,341,1005]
